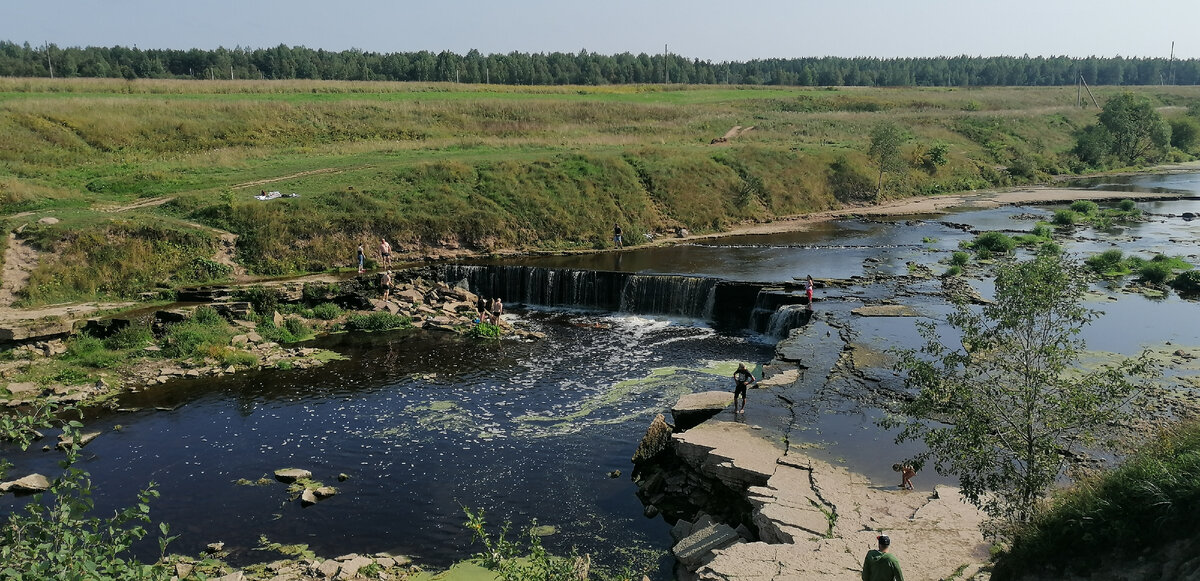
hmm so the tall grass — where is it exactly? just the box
[995,421,1200,579]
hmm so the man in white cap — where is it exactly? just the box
[862,533,904,581]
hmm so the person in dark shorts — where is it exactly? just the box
[380,238,392,269]
[380,270,393,302]
[733,363,756,414]
[477,296,489,323]
[613,223,623,248]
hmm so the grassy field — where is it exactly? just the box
[2,78,1198,305]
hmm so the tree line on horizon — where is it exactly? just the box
[3,41,1200,87]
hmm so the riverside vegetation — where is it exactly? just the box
[3,79,1200,580]
[3,79,1200,305]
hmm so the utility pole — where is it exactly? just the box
[1169,41,1176,85]
[230,65,234,80]
[45,42,53,78]
[664,44,669,84]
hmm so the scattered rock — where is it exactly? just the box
[206,542,225,553]
[1,473,51,493]
[274,468,313,483]
[56,431,101,450]
[301,489,319,506]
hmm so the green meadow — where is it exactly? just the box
[2,78,1198,305]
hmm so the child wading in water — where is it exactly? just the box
[892,463,916,490]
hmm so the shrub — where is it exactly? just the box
[1170,270,1200,294]
[64,335,122,369]
[220,349,258,367]
[1085,249,1126,276]
[944,265,962,277]
[971,231,1016,255]
[1138,261,1173,285]
[312,302,343,320]
[178,256,232,284]
[161,309,233,358]
[1118,199,1137,212]
[237,286,285,318]
[1069,200,1099,215]
[951,251,970,266]
[1052,210,1079,226]
[103,325,153,350]
[344,312,412,332]
[257,317,313,344]
[1031,223,1054,238]
[468,322,503,339]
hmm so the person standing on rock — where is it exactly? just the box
[380,270,393,302]
[733,363,756,414]
[862,534,904,581]
[380,238,392,269]
[490,297,503,323]
[476,295,489,323]
[805,275,814,310]
[613,223,623,248]
[357,244,366,273]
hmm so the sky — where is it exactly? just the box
[5,0,1199,62]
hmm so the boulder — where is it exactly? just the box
[672,522,741,570]
[272,311,285,327]
[273,468,312,483]
[301,489,319,506]
[632,414,673,464]
[57,431,101,450]
[314,486,337,498]
[6,382,40,396]
[1,473,51,493]
[0,317,74,343]
[671,391,734,431]
[337,555,375,578]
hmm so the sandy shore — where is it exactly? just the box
[684,186,1191,241]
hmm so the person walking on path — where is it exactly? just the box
[732,363,756,414]
[613,223,623,248]
[805,275,815,310]
[380,238,392,269]
[862,534,904,581]
[357,244,366,273]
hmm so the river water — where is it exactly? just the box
[2,178,1199,576]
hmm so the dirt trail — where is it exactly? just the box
[231,167,345,190]
[93,196,174,212]
[0,233,39,308]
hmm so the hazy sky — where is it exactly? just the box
[6,0,1198,61]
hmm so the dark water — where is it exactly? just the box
[3,181,1199,576]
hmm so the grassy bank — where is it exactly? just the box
[3,79,1198,304]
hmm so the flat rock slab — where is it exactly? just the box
[672,391,734,430]
[673,421,783,490]
[1,473,51,493]
[273,468,312,483]
[851,304,921,317]
[674,523,742,570]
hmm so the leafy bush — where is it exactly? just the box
[103,325,153,350]
[1118,199,1137,212]
[1170,270,1200,294]
[465,508,580,581]
[220,349,258,367]
[312,302,343,320]
[302,282,341,303]
[1052,210,1079,226]
[160,307,234,359]
[1138,261,1174,285]
[1069,200,1099,215]
[951,251,970,266]
[63,335,122,369]
[1085,249,1127,277]
[236,286,285,318]
[944,265,962,277]
[344,312,412,332]
[468,322,503,339]
[970,231,1016,255]
[1031,223,1054,238]
[257,317,314,344]
[178,256,232,284]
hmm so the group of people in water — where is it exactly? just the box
[476,295,504,324]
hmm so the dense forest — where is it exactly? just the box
[3,41,1199,86]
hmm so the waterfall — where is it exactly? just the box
[619,275,718,320]
[764,305,811,338]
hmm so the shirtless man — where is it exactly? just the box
[380,238,392,269]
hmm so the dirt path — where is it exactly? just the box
[0,232,39,308]
[230,167,346,190]
[93,196,174,212]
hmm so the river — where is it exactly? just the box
[2,178,1198,576]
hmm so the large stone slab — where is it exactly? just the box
[671,391,733,430]
[851,304,921,317]
[672,522,742,570]
[673,422,782,490]
[1,473,51,493]
[632,414,673,464]
[0,317,73,343]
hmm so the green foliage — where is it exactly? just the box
[826,156,876,204]
[0,404,174,579]
[103,325,153,350]
[868,121,908,196]
[1085,249,1128,277]
[968,231,1016,255]
[468,322,504,339]
[237,286,285,318]
[921,142,951,173]
[344,312,412,332]
[302,282,341,303]
[944,265,962,277]
[1118,199,1137,212]
[888,254,1156,528]
[1169,117,1199,152]
[177,257,232,284]
[160,306,234,359]
[951,251,970,267]
[1090,92,1171,166]
[1137,254,1191,285]
[1068,200,1098,215]
[1169,270,1200,294]
[311,302,344,320]
[994,421,1200,580]
[1052,210,1079,226]
[62,334,122,369]
[220,350,258,367]
[1031,223,1054,238]
[257,317,314,344]
[464,508,581,581]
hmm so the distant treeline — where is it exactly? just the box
[4,41,1199,87]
